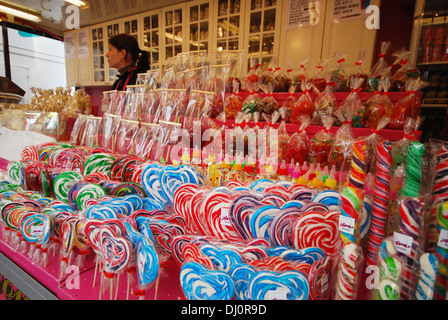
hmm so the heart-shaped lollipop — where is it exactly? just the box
[248,270,309,300]
[180,261,235,300]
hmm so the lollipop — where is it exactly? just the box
[21,145,39,161]
[248,270,309,300]
[53,171,83,202]
[402,141,425,197]
[366,140,393,266]
[230,263,257,300]
[180,261,235,300]
[334,242,362,300]
[136,236,159,297]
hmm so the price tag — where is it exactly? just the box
[221,208,231,226]
[437,229,448,250]
[394,232,413,256]
[31,225,43,236]
[339,215,355,235]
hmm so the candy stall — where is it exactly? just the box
[1,41,446,303]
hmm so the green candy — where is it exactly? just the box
[376,278,400,300]
[380,256,402,280]
[402,141,425,197]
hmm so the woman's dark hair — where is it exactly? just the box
[109,33,150,71]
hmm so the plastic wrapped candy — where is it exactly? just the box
[391,116,424,171]
[327,51,348,92]
[388,78,427,129]
[349,49,368,92]
[258,59,275,91]
[364,78,393,129]
[328,108,355,171]
[309,114,335,167]
[283,115,311,165]
[273,61,292,93]
[368,41,391,92]
[339,77,365,128]
[290,80,315,123]
[314,71,337,125]
[245,58,259,91]
[224,79,243,120]
[310,61,327,93]
[391,48,420,92]
[293,58,310,93]
[280,83,296,123]
[241,82,263,115]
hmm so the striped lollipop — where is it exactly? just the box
[367,140,393,266]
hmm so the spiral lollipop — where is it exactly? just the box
[21,145,39,161]
[340,186,362,244]
[348,139,367,190]
[402,141,425,197]
[53,171,83,202]
[367,140,392,266]
[334,242,362,300]
[415,253,438,300]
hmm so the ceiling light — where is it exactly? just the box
[64,0,89,9]
[0,0,41,22]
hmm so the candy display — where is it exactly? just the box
[0,44,440,301]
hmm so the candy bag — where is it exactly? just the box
[283,115,311,165]
[123,85,145,121]
[391,48,420,92]
[258,58,275,90]
[159,89,188,123]
[273,62,292,93]
[327,51,348,92]
[281,83,296,123]
[259,80,279,118]
[241,82,263,115]
[207,63,231,119]
[328,108,355,171]
[111,91,127,117]
[309,114,335,166]
[245,57,259,90]
[368,41,391,92]
[340,76,365,128]
[224,50,244,94]
[388,78,427,129]
[80,116,103,148]
[102,90,117,114]
[349,49,368,91]
[365,78,393,129]
[310,61,326,93]
[291,80,315,123]
[391,116,424,171]
[314,71,337,125]
[293,58,310,93]
[224,79,243,120]
[263,110,280,159]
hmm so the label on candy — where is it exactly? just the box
[138,252,146,273]
[393,232,413,256]
[31,225,44,236]
[338,215,355,235]
[437,229,448,250]
[221,208,231,227]
[266,289,287,300]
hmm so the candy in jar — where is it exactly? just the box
[309,115,335,167]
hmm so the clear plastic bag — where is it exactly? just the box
[328,108,355,171]
[349,49,368,92]
[314,71,337,125]
[339,76,365,128]
[291,80,315,123]
[391,48,420,92]
[368,41,391,92]
[309,114,335,166]
[102,113,122,152]
[327,51,348,92]
[365,78,393,129]
[293,58,310,93]
[116,119,140,155]
[224,79,243,120]
[283,115,311,165]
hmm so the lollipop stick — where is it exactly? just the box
[93,259,99,287]
[99,272,104,300]
[110,276,113,300]
[154,274,160,300]
[115,273,120,300]
[126,272,130,300]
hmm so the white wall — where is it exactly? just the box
[0,28,67,103]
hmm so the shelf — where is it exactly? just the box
[417,61,448,66]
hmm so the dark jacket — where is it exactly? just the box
[112,66,139,91]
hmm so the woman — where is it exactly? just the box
[106,34,150,91]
